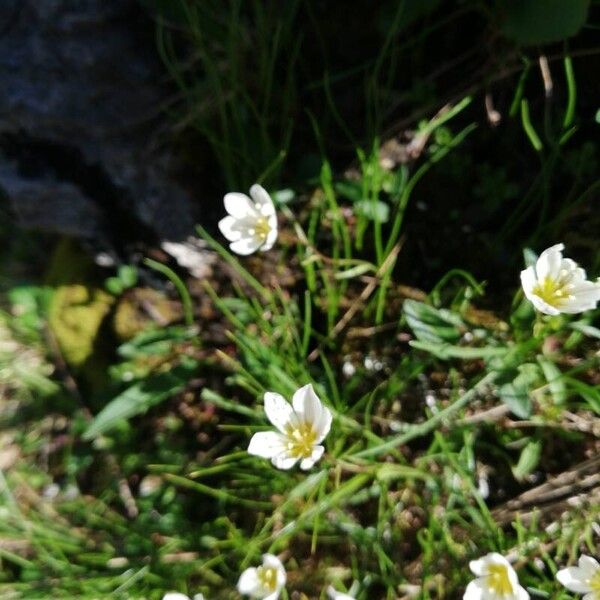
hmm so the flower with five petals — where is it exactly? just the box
[464,553,529,600]
[218,184,277,255]
[520,244,600,315]
[237,554,286,600]
[248,384,332,471]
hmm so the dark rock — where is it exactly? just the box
[0,0,196,256]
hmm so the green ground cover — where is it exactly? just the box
[0,1,598,598]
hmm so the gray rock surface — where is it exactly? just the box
[0,0,196,253]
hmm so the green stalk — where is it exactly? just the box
[144,258,194,327]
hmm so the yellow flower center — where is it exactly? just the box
[485,564,514,596]
[257,566,278,592]
[589,570,600,599]
[250,217,271,242]
[284,421,317,459]
[532,276,570,308]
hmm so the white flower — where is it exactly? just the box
[162,594,204,600]
[248,384,332,470]
[218,184,278,255]
[557,555,600,600]
[327,585,355,599]
[237,553,286,600]
[520,244,600,315]
[464,553,529,600]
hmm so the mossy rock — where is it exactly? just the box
[113,288,180,341]
[48,284,114,367]
[46,238,115,384]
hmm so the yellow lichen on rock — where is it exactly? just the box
[113,288,179,341]
[48,284,114,367]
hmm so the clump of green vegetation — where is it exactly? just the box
[0,1,599,599]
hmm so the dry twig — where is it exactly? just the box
[492,455,600,526]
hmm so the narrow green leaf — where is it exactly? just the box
[200,388,257,418]
[334,263,375,280]
[409,340,507,360]
[520,99,543,152]
[512,439,542,482]
[376,464,433,482]
[117,326,197,359]
[569,321,600,340]
[83,360,197,439]
[563,56,577,129]
[537,356,566,405]
[403,299,465,344]
[564,377,600,414]
[498,381,531,418]
[144,258,194,327]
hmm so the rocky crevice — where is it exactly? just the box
[0,0,197,261]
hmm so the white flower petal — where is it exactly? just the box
[468,558,485,576]
[515,584,530,600]
[578,555,600,575]
[229,237,263,256]
[463,579,485,600]
[163,594,190,600]
[327,585,355,600]
[536,243,564,280]
[248,432,286,459]
[561,282,600,313]
[486,553,512,568]
[506,564,521,590]
[192,595,205,600]
[557,566,593,593]
[314,405,333,443]
[292,384,323,426]
[250,184,276,217]
[560,259,586,283]
[300,445,325,470]
[263,591,282,600]
[466,554,524,600]
[262,553,281,567]
[528,294,562,316]
[260,214,278,251]
[224,192,257,218]
[238,567,260,594]
[470,553,510,576]
[262,554,286,586]
[561,299,599,314]
[218,215,243,242]
[520,266,537,298]
[264,392,296,433]
[568,281,600,299]
[271,452,298,470]
[277,569,286,588]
